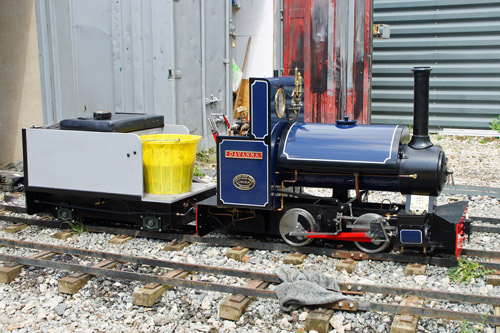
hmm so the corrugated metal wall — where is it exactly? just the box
[36,0,231,149]
[372,0,500,129]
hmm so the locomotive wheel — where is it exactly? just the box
[279,208,317,247]
[352,213,390,254]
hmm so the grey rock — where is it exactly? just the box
[154,315,173,326]
[55,303,67,316]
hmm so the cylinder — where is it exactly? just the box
[409,67,433,149]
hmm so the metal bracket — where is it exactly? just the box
[340,283,365,295]
[229,294,247,303]
[144,283,162,289]
[206,95,222,106]
[168,69,182,80]
[373,24,391,38]
[329,300,358,311]
[142,216,160,230]
[332,250,367,260]
[57,207,73,221]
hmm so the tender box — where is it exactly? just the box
[60,113,164,133]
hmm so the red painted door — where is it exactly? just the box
[283,0,372,124]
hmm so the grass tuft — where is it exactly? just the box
[448,258,493,285]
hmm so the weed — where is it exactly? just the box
[197,148,216,164]
[459,319,479,333]
[458,314,489,333]
[63,219,86,235]
[194,166,205,178]
[448,258,493,284]
[478,139,488,144]
[490,115,500,133]
[436,134,443,140]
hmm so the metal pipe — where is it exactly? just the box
[200,1,208,149]
[168,1,177,125]
[225,0,232,123]
[409,67,433,149]
[277,170,298,211]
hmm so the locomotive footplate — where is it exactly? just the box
[196,195,469,257]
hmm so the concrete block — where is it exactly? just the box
[3,223,27,234]
[305,308,334,333]
[58,260,116,295]
[109,235,133,245]
[405,264,427,276]
[225,247,250,261]
[219,280,269,321]
[283,253,307,265]
[163,239,190,252]
[53,230,74,240]
[336,258,358,273]
[133,269,190,307]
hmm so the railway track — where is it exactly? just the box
[0,237,499,326]
[0,210,500,271]
[442,185,500,199]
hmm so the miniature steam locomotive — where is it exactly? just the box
[22,67,469,257]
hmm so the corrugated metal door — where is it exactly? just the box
[36,0,231,147]
[372,0,500,129]
[283,0,373,124]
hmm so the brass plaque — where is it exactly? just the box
[233,174,256,191]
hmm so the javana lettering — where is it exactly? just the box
[225,150,263,160]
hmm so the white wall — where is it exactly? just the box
[232,0,275,78]
[0,1,43,167]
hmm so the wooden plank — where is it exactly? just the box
[0,251,56,283]
[133,269,190,307]
[219,280,269,321]
[305,308,335,333]
[3,223,27,234]
[58,260,117,294]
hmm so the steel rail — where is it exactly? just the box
[0,251,498,325]
[0,214,64,229]
[461,248,500,260]
[471,216,500,225]
[342,282,500,306]
[0,254,277,299]
[2,204,500,228]
[0,238,499,307]
[471,225,500,234]
[355,302,500,326]
[0,204,26,214]
[0,238,281,284]
[1,214,500,270]
[442,185,500,198]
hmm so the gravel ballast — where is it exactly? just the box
[0,134,499,332]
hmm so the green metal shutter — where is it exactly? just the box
[372,0,500,129]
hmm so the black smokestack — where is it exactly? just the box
[409,67,433,149]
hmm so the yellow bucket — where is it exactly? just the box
[140,134,201,195]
